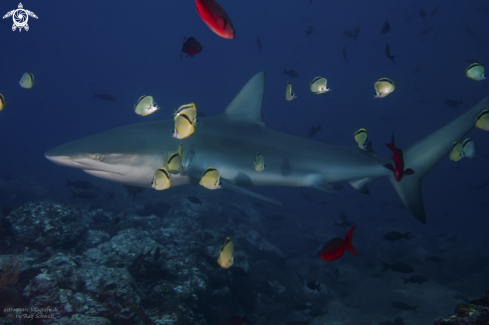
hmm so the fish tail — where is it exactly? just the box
[387,94,489,223]
[317,283,321,293]
[343,226,358,255]
[70,190,77,199]
[402,278,409,285]
[283,68,287,74]
[65,178,72,188]
[412,306,418,313]
[93,92,98,98]
[381,261,390,272]
[403,232,411,239]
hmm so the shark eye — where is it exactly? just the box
[93,153,104,161]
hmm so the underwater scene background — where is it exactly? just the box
[0,0,489,324]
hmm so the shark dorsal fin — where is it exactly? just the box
[222,71,266,127]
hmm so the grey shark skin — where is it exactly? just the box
[45,72,489,224]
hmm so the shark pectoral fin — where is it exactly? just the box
[312,182,337,194]
[348,177,375,195]
[220,178,284,207]
[388,174,426,224]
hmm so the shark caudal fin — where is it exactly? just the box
[390,94,489,224]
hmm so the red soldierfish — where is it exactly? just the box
[195,0,235,39]
[384,134,415,182]
[220,314,249,325]
[319,226,358,262]
[180,37,203,60]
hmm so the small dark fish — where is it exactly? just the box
[379,317,405,325]
[306,280,321,293]
[283,68,299,77]
[154,247,161,262]
[308,309,328,317]
[111,216,121,225]
[180,36,202,60]
[430,6,439,17]
[308,123,322,137]
[129,249,152,273]
[93,92,116,101]
[88,205,102,211]
[383,231,411,241]
[343,25,360,41]
[381,21,391,34]
[385,43,398,64]
[187,196,204,206]
[295,272,305,285]
[1,206,13,216]
[266,215,286,221]
[402,275,428,285]
[256,37,263,52]
[478,180,489,188]
[426,255,442,263]
[381,261,414,273]
[129,304,153,324]
[333,210,354,229]
[65,178,94,190]
[419,8,427,18]
[70,190,98,200]
[333,183,343,191]
[444,99,463,108]
[300,191,314,202]
[453,294,470,302]
[292,303,313,311]
[341,46,348,62]
[124,184,145,202]
[305,26,314,36]
[229,267,251,280]
[404,14,415,23]
[253,201,265,208]
[392,301,418,313]
[343,30,355,39]
[220,314,248,325]
[418,27,433,36]
[465,26,475,36]
[107,191,115,200]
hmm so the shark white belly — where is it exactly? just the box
[45,72,489,224]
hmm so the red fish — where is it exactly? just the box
[195,0,235,39]
[319,226,358,262]
[384,134,415,182]
[180,37,203,60]
[220,314,249,325]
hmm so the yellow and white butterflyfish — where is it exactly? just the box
[217,237,234,269]
[152,167,171,190]
[134,95,160,116]
[199,167,223,189]
[19,72,34,89]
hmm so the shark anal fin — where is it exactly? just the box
[220,178,284,207]
[348,177,374,195]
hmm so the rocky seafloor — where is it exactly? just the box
[0,176,488,325]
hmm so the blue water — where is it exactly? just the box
[1,0,488,323]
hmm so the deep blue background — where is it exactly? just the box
[1,0,488,240]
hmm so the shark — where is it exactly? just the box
[45,72,489,224]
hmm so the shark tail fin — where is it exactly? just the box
[391,94,489,224]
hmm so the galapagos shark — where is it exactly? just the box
[45,72,489,224]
